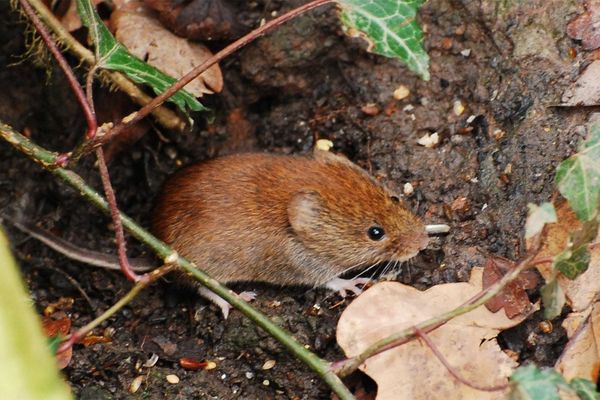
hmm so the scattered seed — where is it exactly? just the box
[539,321,553,334]
[393,85,410,100]
[263,380,270,386]
[143,353,159,368]
[316,139,334,151]
[129,376,145,393]
[417,132,439,148]
[205,361,217,370]
[262,360,276,370]
[466,115,476,124]
[166,374,180,384]
[403,182,414,195]
[453,100,465,116]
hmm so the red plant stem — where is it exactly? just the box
[19,0,97,145]
[95,147,146,283]
[415,327,509,392]
[88,0,335,150]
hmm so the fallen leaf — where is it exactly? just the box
[482,255,539,319]
[561,60,600,106]
[144,0,245,41]
[58,0,105,32]
[42,316,72,369]
[531,202,600,312]
[556,302,600,382]
[525,202,557,239]
[337,268,527,400]
[80,335,113,346]
[567,0,600,51]
[110,2,223,97]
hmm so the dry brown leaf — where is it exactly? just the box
[482,255,538,318]
[555,301,600,382]
[58,0,105,32]
[530,202,600,312]
[110,2,223,97]
[567,0,600,51]
[337,268,527,400]
[42,316,72,369]
[561,60,600,106]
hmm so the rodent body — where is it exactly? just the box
[152,150,429,287]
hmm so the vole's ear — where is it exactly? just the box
[288,191,322,235]
[313,149,372,177]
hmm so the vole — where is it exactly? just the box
[10,149,431,317]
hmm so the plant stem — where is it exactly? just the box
[333,233,545,377]
[57,263,175,354]
[88,0,336,151]
[23,0,187,132]
[0,120,355,400]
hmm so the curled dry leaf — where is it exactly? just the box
[110,2,223,97]
[556,302,600,382]
[143,0,245,41]
[530,201,600,312]
[482,255,538,319]
[337,268,528,400]
[566,0,600,51]
[561,60,600,106]
[42,316,73,369]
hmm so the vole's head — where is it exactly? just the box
[287,150,429,275]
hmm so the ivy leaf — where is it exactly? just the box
[570,378,600,400]
[337,0,430,80]
[509,365,566,400]
[525,202,557,239]
[540,278,565,320]
[76,0,206,113]
[555,124,600,221]
[553,244,591,279]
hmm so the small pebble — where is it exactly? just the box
[403,182,414,195]
[460,49,471,57]
[453,100,465,116]
[263,380,270,386]
[245,372,255,379]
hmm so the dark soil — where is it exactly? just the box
[0,0,587,398]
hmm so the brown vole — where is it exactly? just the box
[151,150,428,314]
[9,149,430,317]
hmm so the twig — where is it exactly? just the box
[415,327,509,392]
[57,262,176,353]
[24,0,187,132]
[333,232,546,377]
[84,0,336,152]
[0,121,355,400]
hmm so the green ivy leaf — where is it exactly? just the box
[76,0,206,113]
[553,245,590,279]
[540,278,565,320]
[509,365,565,400]
[525,202,557,239]
[555,124,600,221]
[337,0,430,80]
[570,378,600,400]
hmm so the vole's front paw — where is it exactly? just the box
[325,277,371,297]
[198,288,257,319]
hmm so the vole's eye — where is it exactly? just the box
[367,226,385,241]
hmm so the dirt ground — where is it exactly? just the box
[0,0,589,398]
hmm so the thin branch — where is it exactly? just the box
[333,232,546,377]
[415,327,509,392]
[85,0,336,151]
[0,121,355,400]
[25,0,187,132]
[57,263,175,354]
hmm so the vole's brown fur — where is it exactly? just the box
[152,150,429,287]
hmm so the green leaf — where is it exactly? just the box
[553,244,590,279]
[540,278,565,320]
[509,365,565,400]
[570,378,600,400]
[0,227,72,399]
[337,0,430,80]
[76,0,206,113]
[525,202,557,239]
[555,124,600,221]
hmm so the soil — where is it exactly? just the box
[0,0,589,398]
